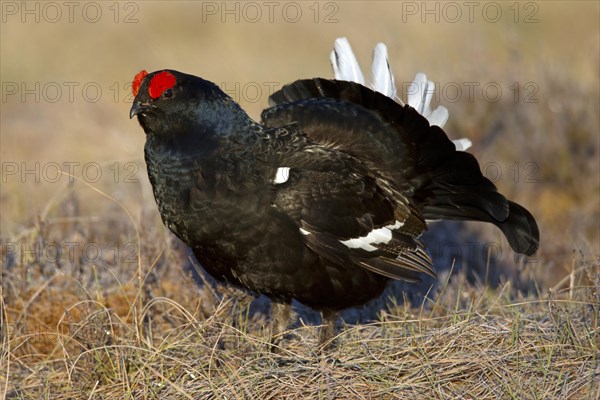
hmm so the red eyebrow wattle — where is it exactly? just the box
[132,70,148,97]
[148,71,177,99]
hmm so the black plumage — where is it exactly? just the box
[130,70,539,348]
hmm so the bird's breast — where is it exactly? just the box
[144,140,274,244]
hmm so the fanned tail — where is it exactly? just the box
[329,37,467,144]
[267,78,539,256]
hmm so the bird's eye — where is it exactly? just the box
[163,88,174,99]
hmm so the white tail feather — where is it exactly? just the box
[330,37,365,85]
[407,73,424,112]
[427,106,449,128]
[408,73,455,129]
[422,79,435,117]
[408,73,432,114]
[370,43,397,99]
[452,138,473,151]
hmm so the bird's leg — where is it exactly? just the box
[319,309,340,352]
[269,301,293,351]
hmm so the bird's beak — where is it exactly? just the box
[129,101,151,119]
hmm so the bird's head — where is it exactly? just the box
[129,69,244,138]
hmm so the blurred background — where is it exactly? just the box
[2,1,598,292]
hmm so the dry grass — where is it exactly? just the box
[1,160,598,394]
[1,1,599,399]
[1,193,598,399]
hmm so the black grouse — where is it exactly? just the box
[130,68,539,349]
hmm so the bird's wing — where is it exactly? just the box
[265,139,434,282]
[263,78,448,198]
